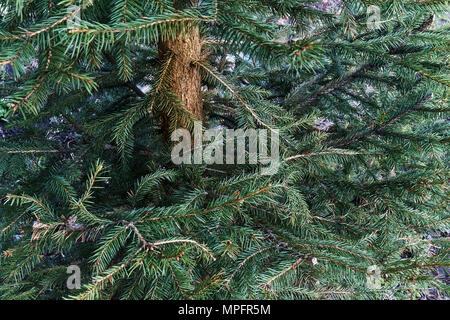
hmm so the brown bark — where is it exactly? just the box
[158,26,203,135]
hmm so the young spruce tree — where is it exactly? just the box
[0,0,449,299]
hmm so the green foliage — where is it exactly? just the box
[0,0,449,300]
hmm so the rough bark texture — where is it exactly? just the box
[158,26,203,134]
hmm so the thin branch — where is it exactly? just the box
[335,94,433,147]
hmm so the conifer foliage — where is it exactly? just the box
[0,0,449,299]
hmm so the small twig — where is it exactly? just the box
[0,149,62,154]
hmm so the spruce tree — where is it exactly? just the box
[0,0,449,300]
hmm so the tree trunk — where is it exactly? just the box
[158,26,203,136]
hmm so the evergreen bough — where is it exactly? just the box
[0,0,448,300]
